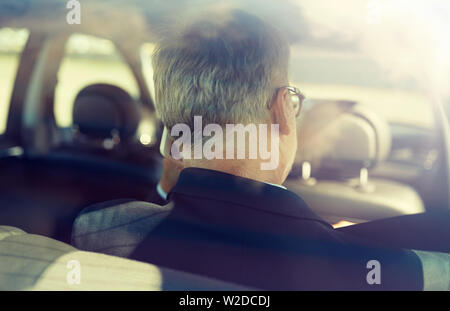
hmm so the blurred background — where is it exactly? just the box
[1,0,449,133]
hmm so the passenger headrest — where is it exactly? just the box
[73,84,140,140]
[295,100,391,178]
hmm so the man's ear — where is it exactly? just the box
[270,88,293,135]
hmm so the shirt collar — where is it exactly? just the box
[156,183,168,201]
[169,167,328,225]
[265,181,287,190]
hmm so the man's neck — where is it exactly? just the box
[183,159,285,186]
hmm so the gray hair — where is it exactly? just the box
[152,9,289,130]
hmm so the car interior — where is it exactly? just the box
[286,100,426,225]
[0,0,449,290]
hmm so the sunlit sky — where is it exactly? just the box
[293,0,450,100]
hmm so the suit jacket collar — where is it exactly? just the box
[169,167,330,226]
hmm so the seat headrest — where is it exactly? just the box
[73,84,140,140]
[295,100,391,178]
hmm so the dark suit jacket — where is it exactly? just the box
[130,168,424,290]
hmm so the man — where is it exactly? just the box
[77,9,450,290]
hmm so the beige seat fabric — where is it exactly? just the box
[0,226,248,290]
[287,101,424,223]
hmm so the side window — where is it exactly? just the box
[140,43,156,99]
[54,33,140,128]
[0,28,29,134]
[138,43,157,146]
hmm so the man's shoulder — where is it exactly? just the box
[72,199,172,257]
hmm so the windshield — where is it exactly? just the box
[290,45,433,128]
[289,0,450,130]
